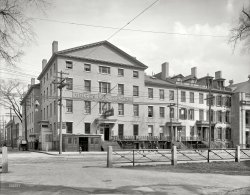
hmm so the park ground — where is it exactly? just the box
[0,150,250,194]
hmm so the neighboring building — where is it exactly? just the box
[5,116,22,148]
[229,76,250,148]
[34,40,233,151]
[21,79,41,150]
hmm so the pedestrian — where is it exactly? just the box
[79,146,82,154]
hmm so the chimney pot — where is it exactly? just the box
[52,41,58,54]
[215,71,222,79]
[42,59,47,70]
[161,62,169,80]
[191,67,197,77]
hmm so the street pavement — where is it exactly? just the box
[0,151,250,194]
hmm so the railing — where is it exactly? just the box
[107,146,250,167]
[112,135,171,141]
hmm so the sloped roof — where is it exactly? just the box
[229,80,250,93]
[182,75,197,82]
[38,40,147,80]
[145,75,175,87]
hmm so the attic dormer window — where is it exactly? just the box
[66,61,73,69]
[99,66,110,74]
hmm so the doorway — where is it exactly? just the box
[104,127,110,141]
[79,137,88,151]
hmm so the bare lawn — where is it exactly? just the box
[124,160,250,176]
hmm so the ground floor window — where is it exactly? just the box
[217,127,222,140]
[148,125,153,136]
[118,124,124,138]
[225,128,231,140]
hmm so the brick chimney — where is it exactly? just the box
[52,41,58,54]
[191,67,197,77]
[215,71,222,79]
[31,78,35,85]
[42,59,47,70]
[161,62,169,80]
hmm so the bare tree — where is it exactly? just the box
[0,80,25,122]
[0,0,49,65]
[229,5,250,52]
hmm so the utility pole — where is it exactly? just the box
[168,103,176,143]
[53,71,68,154]
[24,100,28,150]
[10,108,13,149]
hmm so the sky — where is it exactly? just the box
[2,0,250,86]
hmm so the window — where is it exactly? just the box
[43,76,45,84]
[66,78,73,90]
[148,125,153,136]
[118,103,124,115]
[50,68,52,77]
[133,104,139,116]
[159,89,164,100]
[54,100,56,115]
[84,80,91,92]
[46,105,48,120]
[218,127,222,140]
[133,86,139,97]
[46,87,48,99]
[99,102,111,114]
[199,109,204,121]
[159,126,164,138]
[188,109,194,120]
[225,96,231,107]
[66,122,73,133]
[133,71,139,78]
[216,95,222,106]
[46,73,48,81]
[50,103,52,117]
[217,110,222,122]
[190,126,195,137]
[118,124,124,138]
[199,93,204,104]
[179,108,187,120]
[84,64,91,71]
[133,125,139,136]
[190,92,194,103]
[99,82,110,93]
[148,106,153,117]
[85,123,91,134]
[99,66,110,74]
[85,101,91,114]
[169,90,174,100]
[118,68,124,76]
[170,107,174,118]
[53,63,56,72]
[118,84,124,95]
[54,82,57,93]
[66,99,73,112]
[50,83,52,96]
[207,94,214,106]
[66,61,73,69]
[246,111,250,125]
[226,128,231,140]
[148,88,153,98]
[181,91,186,102]
[159,107,165,118]
[225,111,230,123]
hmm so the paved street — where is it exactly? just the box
[1,151,250,194]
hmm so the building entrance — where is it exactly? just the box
[104,127,109,141]
[79,137,88,151]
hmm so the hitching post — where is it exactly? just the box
[107,146,113,168]
[171,145,177,166]
[235,145,240,162]
[2,146,8,173]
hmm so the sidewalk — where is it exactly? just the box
[29,149,107,156]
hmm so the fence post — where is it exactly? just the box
[133,150,135,166]
[2,146,8,173]
[207,149,210,163]
[107,146,113,168]
[235,145,240,162]
[171,145,177,166]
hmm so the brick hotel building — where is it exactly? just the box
[23,40,236,151]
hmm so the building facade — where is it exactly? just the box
[5,116,22,148]
[21,80,41,150]
[230,77,250,148]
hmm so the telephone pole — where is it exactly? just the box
[53,71,68,154]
